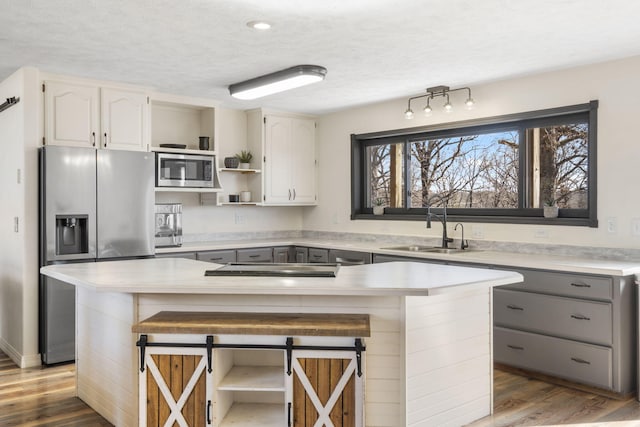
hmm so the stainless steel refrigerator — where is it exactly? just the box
[39,146,155,364]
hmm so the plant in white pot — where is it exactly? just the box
[235,150,253,169]
[372,198,385,215]
[543,199,559,218]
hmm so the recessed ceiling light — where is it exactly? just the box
[247,21,272,30]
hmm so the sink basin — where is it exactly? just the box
[381,245,478,254]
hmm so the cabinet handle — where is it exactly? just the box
[207,399,212,425]
[507,344,524,350]
[209,257,223,261]
[571,314,591,321]
[249,254,261,258]
[91,131,96,147]
[287,402,292,427]
[293,188,296,200]
[506,304,524,311]
[571,357,591,365]
[288,189,292,200]
[104,132,108,147]
[570,282,591,288]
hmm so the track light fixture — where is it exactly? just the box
[228,65,327,100]
[404,85,475,119]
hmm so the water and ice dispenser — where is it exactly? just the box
[55,214,89,255]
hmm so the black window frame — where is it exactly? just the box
[351,101,598,227]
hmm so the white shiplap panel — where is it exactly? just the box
[76,287,138,427]
[405,289,492,427]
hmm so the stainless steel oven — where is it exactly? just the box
[156,152,214,188]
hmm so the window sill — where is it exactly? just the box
[352,212,597,227]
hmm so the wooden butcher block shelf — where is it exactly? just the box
[132,311,371,337]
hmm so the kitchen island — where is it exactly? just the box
[41,257,522,427]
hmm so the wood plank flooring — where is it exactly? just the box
[0,351,112,427]
[2,349,639,426]
[467,369,640,427]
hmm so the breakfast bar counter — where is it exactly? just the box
[41,257,522,427]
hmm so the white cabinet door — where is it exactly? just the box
[263,115,316,205]
[44,81,99,148]
[290,118,316,204]
[101,88,148,151]
[264,116,293,204]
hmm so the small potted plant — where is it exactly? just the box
[372,198,385,215]
[543,199,559,218]
[235,150,253,169]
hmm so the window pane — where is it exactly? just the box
[533,123,588,209]
[366,142,405,208]
[409,131,519,208]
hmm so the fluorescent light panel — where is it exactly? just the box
[229,65,327,100]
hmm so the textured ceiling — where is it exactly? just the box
[1,0,640,114]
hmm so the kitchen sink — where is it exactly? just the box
[381,245,478,254]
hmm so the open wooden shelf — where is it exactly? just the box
[219,403,284,427]
[217,366,285,392]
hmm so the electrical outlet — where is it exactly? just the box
[632,218,640,236]
[606,217,617,234]
[471,226,484,239]
[533,229,549,239]
[234,213,245,224]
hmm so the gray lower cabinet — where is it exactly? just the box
[308,248,329,263]
[155,251,197,260]
[196,249,236,264]
[293,246,308,263]
[373,254,445,264]
[328,249,371,265]
[494,327,613,390]
[494,268,636,394]
[273,246,291,263]
[236,247,273,263]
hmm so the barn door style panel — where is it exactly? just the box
[139,347,213,427]
[287,350,364,427]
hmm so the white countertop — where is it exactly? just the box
[157,238,640,276]
[40,257,522,296]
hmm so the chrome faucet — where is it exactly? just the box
[426,205,454,249]
[454,223,469,250]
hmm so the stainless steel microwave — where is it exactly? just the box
[155,152,214,188]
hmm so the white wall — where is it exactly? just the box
[305,55,640,250]
[0,66,40,367]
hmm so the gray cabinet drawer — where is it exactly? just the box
[155,252,197,260]
[196,250,236,264]
[308,248,329,263]
[328,249,371,265]
[236,247,273,263]
[501,269,613,301]
[494,289,612,346]
[495,327,613,390]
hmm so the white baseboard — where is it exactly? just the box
[0,336,41,368]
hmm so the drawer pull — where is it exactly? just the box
[570,314,591,321]
[506,304,524,311]
[507,344,524,350]
[249,254,261,258]
[209,257,223,261]
[570,282,591,288]
[571,357,591,365]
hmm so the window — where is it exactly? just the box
[351,101,598,226]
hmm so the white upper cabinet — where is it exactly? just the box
[44,80,149,151]
[263,114,317,205]
[44,81,99,148]
[100,88,148,151]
